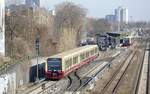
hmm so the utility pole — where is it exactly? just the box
[35,31,40,82]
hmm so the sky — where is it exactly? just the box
[40,0,150,21]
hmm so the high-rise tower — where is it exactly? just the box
[115,7,129,31]
[115,7,128,24]
[120,8,128,24]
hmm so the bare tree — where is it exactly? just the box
[54,2,87,52]
[87,18,112,37]
[5,4,56,58]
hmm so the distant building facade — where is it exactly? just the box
[0,0,5,56]
[105,15,116,23]
[105,6,129,32]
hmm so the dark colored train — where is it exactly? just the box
[79,38,96,46]
[108,36,117,49]
[29,58,46,82]
[96,34,108,51]
[96,34,117,51]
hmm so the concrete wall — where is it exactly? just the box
[0,60,31,93]
[7,61,30,88]
[0,73,16,94]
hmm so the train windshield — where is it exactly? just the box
[47,58,61,71]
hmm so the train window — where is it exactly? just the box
[83,54,85,60]
[91,50,94,55]
[83,53,85,59]
[86,52,87,58]
[90,50,93,55]
[65,60,67,69]
[76,57,78,64]
[86,52,89,58]
[68,59,70,67]
[73,56,78,64]
[94,48,96,53]
[65,59,70,69]
[93,49,95,54]
[95,48,97,53]
[66,64,68,69]
[73,57,75,64]
[69,58,72,67]
[80,54,84,61]
[89,51,91,57]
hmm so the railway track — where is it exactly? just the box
[64,50,121,94]
[99,50,136,94]
[18,80,62,94]
[65,61,111,94]
[132,40,147,94]
[134,39,149,94]
[99,39,147,94]
[147,39,150,94]
[73,61,111,93]
[36,80,63,94]
[66,70,82,92]
[114,40,147,94]
[112,51,138,94]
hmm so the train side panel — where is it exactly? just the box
[62,46,99,77]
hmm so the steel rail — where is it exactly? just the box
[132,40,147,94]
[112,51,138,94]
[99,50,133,94]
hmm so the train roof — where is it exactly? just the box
[31,57,46,66]
[48,45,98,59]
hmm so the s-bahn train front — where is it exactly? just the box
[45,58,64,79]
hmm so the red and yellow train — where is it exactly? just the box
[45,45,99,79]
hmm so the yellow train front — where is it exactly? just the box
[45,45,99,79]
[45,58,64,79]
